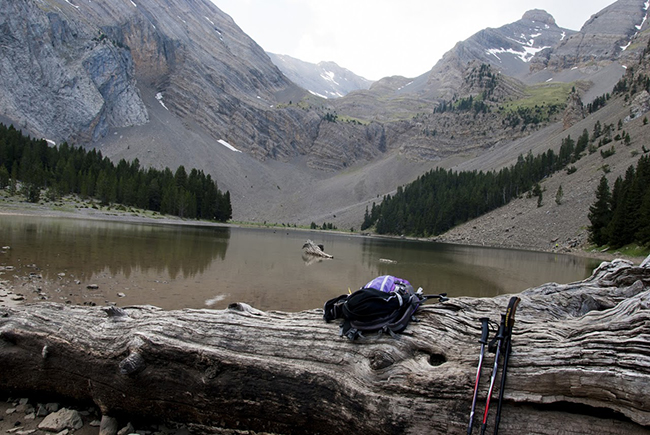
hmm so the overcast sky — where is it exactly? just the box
[212,0,616,80]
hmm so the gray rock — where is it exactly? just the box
[627,90,650,121]
[38,408,83,432]
[563,91,585,129]
[45,403,60,413]
[99,415,119,435]
[36,404,49,417]
[117,422,135,435]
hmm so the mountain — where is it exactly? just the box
[398,6,644,101]
[2,0,650,241]
[427,9,575,92]
[267,53,373,98]
[0,0,305,145]
[533,0,650,71]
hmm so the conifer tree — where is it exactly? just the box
[636,188,650,246]
[606,166,636,247]
[0,165,8,188]
[588,176,612,246]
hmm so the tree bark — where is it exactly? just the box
[0,258,649,434]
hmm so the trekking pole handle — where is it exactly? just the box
[489,314,506,353]
[505,296,521,332]
[497,314,506,340]
[479,317,490,345]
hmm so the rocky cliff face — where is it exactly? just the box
[0,0,316,157]
[532,0,650,71]
[0,0,148,143]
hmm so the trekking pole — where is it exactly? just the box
[479,314,505,435]
[493,296,521,435]
[467,317,491,435]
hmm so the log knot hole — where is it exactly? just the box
[428,353,447,366]
[119,336,148,375]
[369,351,395,370]
[119,351,145,375]
[370,350,447,370]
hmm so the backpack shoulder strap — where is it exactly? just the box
[323,294,349,322]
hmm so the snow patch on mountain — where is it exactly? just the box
[218,139,242,153]
[621,0,650,51]
[320,71,340,86]
[487,46,541,62]
[155,93,168,110]
[268,53,372,99]
[486,31,551,63]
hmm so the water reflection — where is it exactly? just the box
[0,215,601,311]
[1,217,230,281]
[359,236,599,297]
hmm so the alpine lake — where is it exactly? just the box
[0,214,602,312]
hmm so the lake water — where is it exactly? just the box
[0,215,602,311]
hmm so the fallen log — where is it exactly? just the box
[0,258,649,434]
[302,239,333,258]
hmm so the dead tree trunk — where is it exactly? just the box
[1,259,649,434]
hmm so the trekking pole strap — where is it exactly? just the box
[479,317,490,344]
[422,293,449,302]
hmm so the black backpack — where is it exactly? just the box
[323,275,448,340]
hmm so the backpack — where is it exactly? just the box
[323,275,447,340]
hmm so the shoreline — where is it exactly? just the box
[2,197,648,434]
[1,194,646,266]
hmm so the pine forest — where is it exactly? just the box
[0,124,232,222]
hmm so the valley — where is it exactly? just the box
[1,0,650,255]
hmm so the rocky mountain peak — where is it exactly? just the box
[521,9,557,26]
[534,0,650,71]
[418,8,573,98]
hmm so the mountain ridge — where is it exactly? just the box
[267,53,373,99]
[1,0,650,244]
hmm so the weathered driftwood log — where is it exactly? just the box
[0,259,649,434]
[302,239,333,258]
